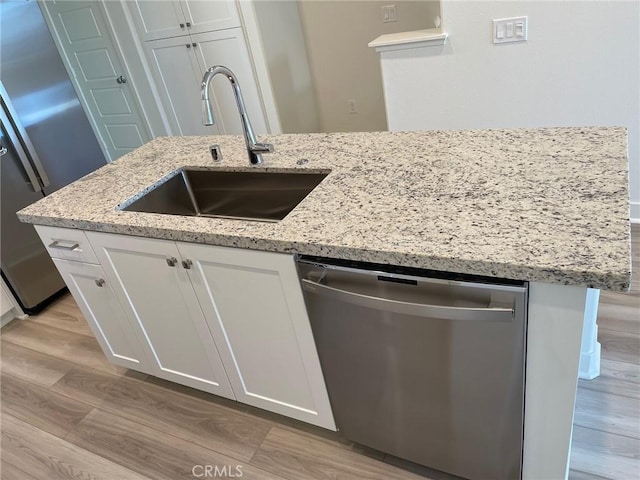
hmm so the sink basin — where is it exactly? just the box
[122,168,328,222]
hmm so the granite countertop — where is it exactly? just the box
[18,127,631,291]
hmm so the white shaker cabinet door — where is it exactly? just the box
[52,259,152,373]
[128,0,240,42]
[143,36,222,136]
[178,242,336,430]
[127,0,187,41]
[86,232,234,399]
[192,28,269,135]
[180,0,241,36]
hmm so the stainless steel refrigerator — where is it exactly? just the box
[1,0,107,313]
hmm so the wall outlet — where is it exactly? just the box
[493,16,528,44]
[348,99,357,114]
[382,5,397,23]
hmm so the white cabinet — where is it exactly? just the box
[191,29,267,135]
[143,36,217,136]
[129,0,240,42]
[34,225,151,372]
[144,27,267,136]
[126,0,270,136]
[52,259,152,372]
[178,242,336,430]
[86,232,235,399]
[36,228,335,430]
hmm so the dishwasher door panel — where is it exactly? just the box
[299,262,527,480]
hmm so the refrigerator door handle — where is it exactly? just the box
[0,107,44,192]
[0,83,50,188]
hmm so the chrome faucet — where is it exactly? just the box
[201,65,273,165]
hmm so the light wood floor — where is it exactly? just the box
[1,226,638,480]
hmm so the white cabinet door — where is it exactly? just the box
[52,259,152,373]
[145,28,268,136]
[86,232,234,399]
[180,0,241,36]
[192,28,269,135]
[144,36,222,136]
[128,0,188,41]
[178,242,336,430]
[128,0,240,42]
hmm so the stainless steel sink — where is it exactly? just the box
[121,168,328,222]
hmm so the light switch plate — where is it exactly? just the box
[493,16,527,44]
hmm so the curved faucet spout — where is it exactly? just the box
[201,65,273,165]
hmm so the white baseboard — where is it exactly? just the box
[579,338,601,380]
[1,310,18,328]
[631,201,639,224]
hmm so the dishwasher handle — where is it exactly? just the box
[301,278,514,322]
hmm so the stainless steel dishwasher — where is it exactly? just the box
[297,258,528,480]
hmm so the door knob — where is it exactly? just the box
[116,75,127,84]
[186,21,191,27]
[179,23,185,28]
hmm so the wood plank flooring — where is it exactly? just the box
[1,225,638,479]
[569,224,640,479]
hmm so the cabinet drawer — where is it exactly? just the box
[35,225,99,264]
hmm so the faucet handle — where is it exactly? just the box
[252,142,274,154]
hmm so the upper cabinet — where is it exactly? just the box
[123,0,270,136]
[129,0,241,41]
[144,28,267,136]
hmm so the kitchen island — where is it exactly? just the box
[18,127,631,480]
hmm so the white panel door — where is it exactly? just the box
[178,242,336,430]
[180,0,241,35]
[193,28,269,135]
[86,232,234,399]
[52,259,153,373]
[42,1,151,160]
[144,36,221,136]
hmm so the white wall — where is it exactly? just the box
[299,0,440,133]
[252,1,320,133]
[380,0,639,219]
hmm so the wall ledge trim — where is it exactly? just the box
[369,28,448,53]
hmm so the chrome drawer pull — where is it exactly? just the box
[48,240,80,251]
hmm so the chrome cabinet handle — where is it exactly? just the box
[48,240,80,251]
[186,44,191,49]
[301,279,514,322]
[181,259,193,269]
[95,278,105,287]
[192,42,197,48]
[186,21,191,27]
[166,257,177,267]
[116,75,127,84]
[180,23,185,28]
